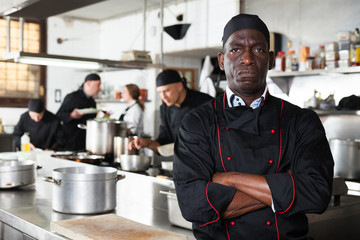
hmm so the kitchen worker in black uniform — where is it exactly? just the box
[56,73,101,151]
[128,69,213,153]
[13,99,64,150]
[173,14,334,240]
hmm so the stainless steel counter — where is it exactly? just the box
[3,152,360,240]
[0,152,195,240]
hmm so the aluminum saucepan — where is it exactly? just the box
[120,154,152,172]
[43,166,125,214]
[0,160,36,188]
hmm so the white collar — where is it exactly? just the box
[226,85,268,109]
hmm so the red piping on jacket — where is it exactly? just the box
[275,212,279,240]
[214,99,227,173]
[199,182,220,227]
[277,172,295,214]
[226,223,230,240]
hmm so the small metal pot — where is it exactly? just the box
[44,166,125,214]
[114,137,138,163]
[120,154,151,172]
[329,138,360,179]
[0,160,36,188]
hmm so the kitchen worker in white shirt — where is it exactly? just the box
[119,84,144,136]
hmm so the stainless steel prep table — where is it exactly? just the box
[3,152,360,240]
[0,152,195,240]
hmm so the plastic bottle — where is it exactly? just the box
[315,45,326,69]
[21,132,30,151]
[275,51,286,72]
[285,50,296,72]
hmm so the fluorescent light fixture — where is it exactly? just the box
[16,55,103,69]
[2,7,22,16]
[2,51,166,71]
[3,51,103,70]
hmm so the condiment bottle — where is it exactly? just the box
[21,132,30,151]
[285,50,297,72]
[275,51,286,72]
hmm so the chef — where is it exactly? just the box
[56,73,101,151]
[128,69,213,153]
[119,84,144,136]
[13,99,64,150]
[173,14,334,239]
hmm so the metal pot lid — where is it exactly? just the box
[52,166,117,181]
[0,160,35,172]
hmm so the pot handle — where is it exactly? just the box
[159,189,176,196]
[77,123,87,130]
[116,174,126,181]
[42,176,62,185]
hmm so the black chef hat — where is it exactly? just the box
[222,14,270,47]
[28,99,44,113]
[84,73,101,82]
[156,69,185,87]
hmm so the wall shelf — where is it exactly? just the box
[95,99,150,103]
[268,66,360,95]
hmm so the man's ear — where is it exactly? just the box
[218,52,225,71]
[268,51,275,70]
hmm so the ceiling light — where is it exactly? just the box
[3,51,104,70]
[2,51,166,71]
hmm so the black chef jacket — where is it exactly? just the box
[56,89,97,151]
[156,89,213,145]
[13,110,64,150]
[173,93,334,240]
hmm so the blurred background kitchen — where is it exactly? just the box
[0,0,359,137]
[1,1,360,239]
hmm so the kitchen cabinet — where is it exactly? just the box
[268,66,360,95]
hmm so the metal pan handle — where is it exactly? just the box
[42,176,61,185]
[77,123,87,130]
[116,174,126,181]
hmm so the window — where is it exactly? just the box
[0,18,45,107]
[166,67,197,90]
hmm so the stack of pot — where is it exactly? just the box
[113,136,152,172]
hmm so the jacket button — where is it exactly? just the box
[266,221,271,226]
[271,129,275,133]
[269,160,273,164]
[231,221,235,226]
[227,157,231,161]
[225,127,229,130]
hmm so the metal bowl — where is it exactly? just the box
[120,154,152,172]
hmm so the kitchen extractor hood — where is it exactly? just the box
[0,0,105,19]
[164,23,191,40]
[2,51,165,71]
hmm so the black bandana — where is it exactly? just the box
[84,73,101,82]
[222,14,270,47]
[156,69,184,87]
[28,99,44,113]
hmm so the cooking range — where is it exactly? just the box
[52,151,173,178]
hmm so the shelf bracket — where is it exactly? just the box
[269,76,294,95]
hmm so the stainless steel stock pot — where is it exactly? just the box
[44,166,124,214]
